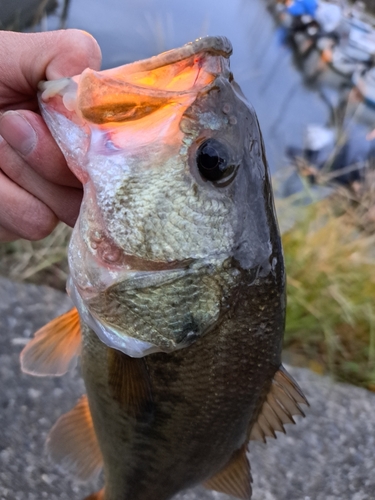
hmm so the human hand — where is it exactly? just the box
[0,30,101,241]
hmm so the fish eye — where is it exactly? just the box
[196,139,231,182]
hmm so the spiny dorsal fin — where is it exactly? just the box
[108,348,153,418]
[250,365,309,443]
[20,308,81,376]
[203,444,252,500]
[47,395,103,481]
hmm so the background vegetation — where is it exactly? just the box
[278,176,375,390]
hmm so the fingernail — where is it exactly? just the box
[0,111,37,156]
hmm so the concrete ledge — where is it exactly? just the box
[0,277,374,499]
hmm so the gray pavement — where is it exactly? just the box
[0,276,374,500]
[0,0,57,30]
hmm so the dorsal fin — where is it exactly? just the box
[20,308,81,376]
[47,395,103,481]
[203,444,252,500]
[108,348,153,418]
[250,365,309,443]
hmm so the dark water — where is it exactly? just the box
[47,0,329,171]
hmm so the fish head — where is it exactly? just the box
[39,36,282,357]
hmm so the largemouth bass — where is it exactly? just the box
[20,36,308,500]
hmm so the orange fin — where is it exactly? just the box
[203,444,252,500]
[250,365,309,443]
[47,395,103,481]
[20,307,81,376]
[108,348,153,418]
[84,489,105,500]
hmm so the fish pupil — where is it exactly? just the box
[197,139,229,181]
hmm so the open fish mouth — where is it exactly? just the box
[39,36,233,140]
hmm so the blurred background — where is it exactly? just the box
[1,0,375,390]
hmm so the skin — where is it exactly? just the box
[82,259,284,500]
[79,122,286,499]
[81,44,285,498]
[34,38,297,499]
[0,30,101,242]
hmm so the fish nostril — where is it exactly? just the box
[222,103,231,114]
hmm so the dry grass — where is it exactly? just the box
[279,172,375,389]
[0,223,71,290]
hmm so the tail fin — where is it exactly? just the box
[84,489,104,500]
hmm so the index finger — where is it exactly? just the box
[0,30,102,109]
[0,110,81,188]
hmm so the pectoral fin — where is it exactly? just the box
[203,444,252,500]
[108,348,153,418]
[47,395,103,481]
[20,308,81,376]
[84,489,105,500]
[250,365,309,443]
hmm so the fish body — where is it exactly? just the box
[81,251,284,499]
[21,37,308,499]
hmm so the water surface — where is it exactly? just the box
[48,0,329,170]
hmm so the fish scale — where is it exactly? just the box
[87,264,236,344]
[20,36,309,499]
[81,285,272,500]
[99,168,235,261]
[80,264,285,500]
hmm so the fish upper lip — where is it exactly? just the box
[111,36,233,75]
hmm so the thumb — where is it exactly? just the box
[0,30,101,100]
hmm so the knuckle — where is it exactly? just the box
[61,29,102,67]
[20,202,58,241]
